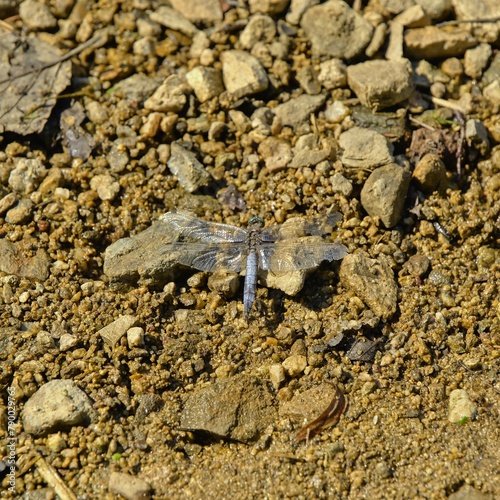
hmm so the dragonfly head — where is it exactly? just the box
[248,216,264,229]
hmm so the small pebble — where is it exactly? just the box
[448,389,477,424]
[282,355,307,377]
[127,327,145,348]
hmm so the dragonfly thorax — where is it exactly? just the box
[247,216,265,230]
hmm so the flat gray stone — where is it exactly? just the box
[98,315,138,347]
[414,0,452,21]
[404,26,476,59]
[149,5,199,36]
[220,50,269,98]
[347,59,414,110]
[186,66,224,103]
[273,94,326,128]
[19,0,57,30]
[239,14,276,49]
[286,0,320,25]
[144,75,188,113]
[464,43,492,79]
[392,4,430,27]
[339,127,394,171]
[301,0,373,59]
[360,163,411,228]
[330,172,353,196]
[207,272,240,298]
[106,143,129,173]
[5,198,33,224]
[290,134,333,169]
[249,0,289,15]
[258,136,292,172]
[452,0,500,22]
[262,269,307,296]
[168,0,222,23]
[114,74,163,103]
[179,374,276,442]
[339,251,398,321]
[109,472,152,500]
[103,221,178,285]
[167,143,212,193]
[22,379,96,436]
[465,119,490,156]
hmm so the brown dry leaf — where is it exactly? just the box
[407,127,460,164]
[0,32,72,135]
[295,386,347,441]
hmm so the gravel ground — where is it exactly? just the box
[0,0,499,499]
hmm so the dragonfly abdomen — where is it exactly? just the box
[243,250,258,318]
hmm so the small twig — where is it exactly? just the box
[437,16,500,27]
[420,94,467,115]
[430,96,466,114]
[36,455,77,500]
[0,18,16,31]
[454,110,466,177]
[409,115,436,131]
[458,360,500,396]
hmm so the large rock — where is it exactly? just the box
[347,59,414,110]
[339,252,398,321]
[220,50,269,98]
[301,0,373,58]
[22,380,96,436]
[360,163,411,228]
[179,374,276,442]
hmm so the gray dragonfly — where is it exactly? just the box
[161,211,348,317]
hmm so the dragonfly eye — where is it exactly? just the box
[248,216,264,228]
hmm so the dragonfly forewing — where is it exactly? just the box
[160,211,248,243]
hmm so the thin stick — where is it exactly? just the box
[428,96,466,114]
[458,360,500,395]
[437,16,500,27]
[409,115,436,131]
[454,110,466,177]
[36,455,77,500]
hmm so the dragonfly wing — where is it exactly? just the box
[160,211,247,243]
[260,212,343,241]
[170,242,247,273]
[258,239,348,272]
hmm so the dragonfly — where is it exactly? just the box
[161,211,348,318]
